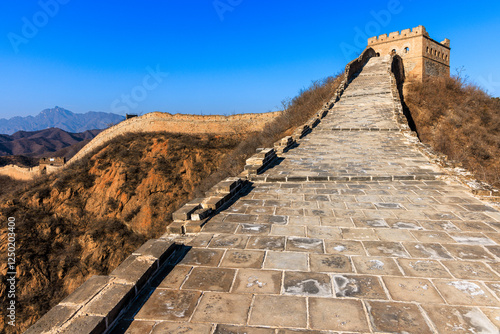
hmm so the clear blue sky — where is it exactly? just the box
[0,0,499,119]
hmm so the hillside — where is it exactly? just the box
[404,76,500,188]
[0,107,124,135]
[0,128,101,158]
[0,132,245,333]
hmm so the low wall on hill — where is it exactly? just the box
[0,165,41,181]
[66,111,282,166]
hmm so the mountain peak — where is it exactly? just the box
[0,108,125,135]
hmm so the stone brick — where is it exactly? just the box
[24,305,79,334]
[182,267,236,292]
[110,254,156,290]
[135,289,201,321]
[192,292,253,325]
[60,275,112,306]
[309,298,369,332]
[382,276,444,303]
[84,283,135,323]
[333,274,387,299]
[249,295,307,328]
[232,268,282,294]
[133,239,177,264]
[59,316,106,334]
[365,301,433,334]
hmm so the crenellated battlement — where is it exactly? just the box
[368,25,429,45]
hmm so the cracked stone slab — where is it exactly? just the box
[182,267,236,292]
[151,322,213,333]
[309,298,369,332]
[397,259,452,278]
[179,248,224,266]
[309,254,353,273]
[208,234,249,249]
[220,250,266,269]
[351,256,403,275]
[232,269,282,294]
[214,325,275,334]
[283,271,332,297]
[441,260,499,280]
[422,304,498,334]
[443,244,496,261]
[433,280,499,306]
[333,274,387,299]
[365,300,433,334]
[363,241,411,258]
[403,242,453,259]
[191,292,253,325]
[264,251,308,271]
[286,237,324,253]
[382,276,444,303]
[249,295,307,328]
[324,240,366,255]
[246,236,286,250]
[135,289,201,321]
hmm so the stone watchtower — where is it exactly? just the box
[367,25,450,81]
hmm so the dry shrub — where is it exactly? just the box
[405,76,500,187]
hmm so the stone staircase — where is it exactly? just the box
[28,55,500,334]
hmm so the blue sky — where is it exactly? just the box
[0,0,499,119]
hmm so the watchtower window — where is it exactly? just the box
[391,49,396,54]
[404,47,409,53]
[426,46,429,53]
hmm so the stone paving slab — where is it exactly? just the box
[110,56,500,333]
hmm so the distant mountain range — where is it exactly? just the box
[0,128,102,158]
[0,106,125,135]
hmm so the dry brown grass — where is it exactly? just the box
[405,76,500,187]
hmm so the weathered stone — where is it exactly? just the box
[309,298,369,332]
[59,316,106,334]
[365,301,433,334]
[110,254,156,290]
[249,295,307,328]
[60,275,112,306]
[333,274,387,299]
[133,239,176,264]
[135,289,201,321]
[24,305,79,334]
[192,292,253,325]
[283,271,332,297]
[232,269,282,294]
[84,283,135,323]
[182,267,236,292]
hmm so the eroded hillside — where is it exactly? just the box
[0,132,245,333]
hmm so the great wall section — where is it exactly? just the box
[0,111,281,180]
[26,46,500,334]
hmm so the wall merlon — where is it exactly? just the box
[368,25,429,45]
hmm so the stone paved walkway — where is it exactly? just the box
[112,56,500,333]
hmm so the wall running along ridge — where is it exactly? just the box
[0,111,282,180]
